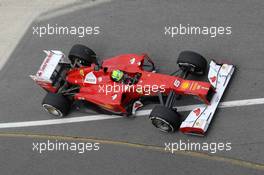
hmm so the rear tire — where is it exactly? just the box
[177,51,207,75]
[149,105,181,132]
[42,93,71,117]
[68,44,97,66]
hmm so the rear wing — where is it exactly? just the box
[30,50,67,92]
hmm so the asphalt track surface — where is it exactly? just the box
[0,0,264,174]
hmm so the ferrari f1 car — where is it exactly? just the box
[30,44,235,135]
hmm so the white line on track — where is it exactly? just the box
[0,98,264,129]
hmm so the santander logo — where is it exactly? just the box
[37,53,52,76]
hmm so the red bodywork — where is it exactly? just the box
[60,53,213,115]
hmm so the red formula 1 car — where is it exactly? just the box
[30,44,235,135]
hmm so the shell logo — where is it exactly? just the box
[181,81,190,89]
[79,69,85,76]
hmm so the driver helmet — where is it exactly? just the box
[111,70,124,82]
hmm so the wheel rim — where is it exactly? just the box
[42,104,63,117]
[151,117,174,132]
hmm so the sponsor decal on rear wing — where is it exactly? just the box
[30,50,65,83]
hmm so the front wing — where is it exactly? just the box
[179,60,235,135]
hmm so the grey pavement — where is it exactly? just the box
[0,0,263,174]
[0,0,78,70]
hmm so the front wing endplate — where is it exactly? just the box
[179,60,235,136]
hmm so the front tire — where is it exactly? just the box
[177,51,207,75]
[42,93,71,117]
[149,105,181,132]
[68,44,97,66]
